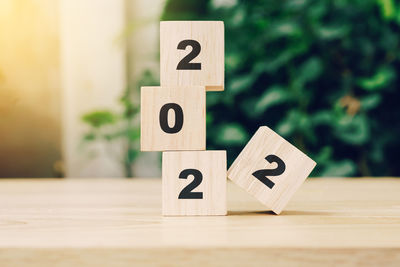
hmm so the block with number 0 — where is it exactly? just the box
[162,151,227,216]
[160,21,224,91]
[141,86,206,151]
[227,126,316,214]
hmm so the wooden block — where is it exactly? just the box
[160,21,224,91]
[140,86,206,151]
[162,151,227,216]
[227,126,316,214]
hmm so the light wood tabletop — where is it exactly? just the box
[0,178,399,266]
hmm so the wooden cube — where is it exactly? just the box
[141,86,205,151]
[160,21,224,91]
[162,151,227,216]
[227,126,316,214]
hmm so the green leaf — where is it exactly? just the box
[225,53,242,72]
[127,149,139,163]
[211,0,238,9]
[126,128,140,141]
[254,86,290,114]
[358,67,395,91]
[240,86,291,118]
[81,111,117,128]
[228,74,256,95]
[360,94,382,111]
[308,1,327,19]
[215,123,249,146]
[83,132,96,141]
[269,21,301,38]
[316,25,349,40]
[311,111,333,126]
[377,0,396,20]
[334,115,370,145]
[397,7,400,24]
[319,159,357,176]
[276,119,295,137]
[230,6,246,26]
[206,113,214,126]
[103,134,114,141]
[313,146,333,165]
[297,57,323,84]
[276,110,310,136]
[260,42,309,72]
[284,0,308,11]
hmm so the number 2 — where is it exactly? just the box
[252,155,286,189]
[178,169,203,199]
[176,39,201,70]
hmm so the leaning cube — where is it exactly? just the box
[163,151,227,216]
[141,86,206,151]
[160,21,224,91]
[227,126,316,214]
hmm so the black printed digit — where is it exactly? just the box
[178,169,203,199]
[159,103,184,134]
[252,154,286,189]
[176,39,201,70]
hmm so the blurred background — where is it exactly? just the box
[0,0,399,178]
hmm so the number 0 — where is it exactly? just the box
[159,103,184,134]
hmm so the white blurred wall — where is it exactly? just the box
[0,0,163,178]
[0,0,61,178]
[60,0,126,177]
[60,0,163,177]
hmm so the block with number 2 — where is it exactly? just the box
[160,21,224,91]
[163,151,227,216]
[227,126,316,214]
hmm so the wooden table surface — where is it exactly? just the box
[0,178,399,266]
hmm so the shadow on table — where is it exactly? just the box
[228,210,331,216]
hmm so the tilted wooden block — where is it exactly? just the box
[160,21,224,91]
[141,86,205,151]
[227,126,316,214]
[162,151,227,216]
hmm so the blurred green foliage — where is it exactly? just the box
[162,0,400,176]
[81,71,156,177]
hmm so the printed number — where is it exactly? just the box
[176,39,201,70]
[159,103,184,134]
[252,154,286,189]
[178,169,203,199]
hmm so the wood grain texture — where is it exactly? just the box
[0,178,400,266]
[228,126,316,214]
[160,21,224,91]
[162,151,227,216]
[140,86,206,151]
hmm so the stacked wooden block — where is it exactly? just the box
[141,21,316,216]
